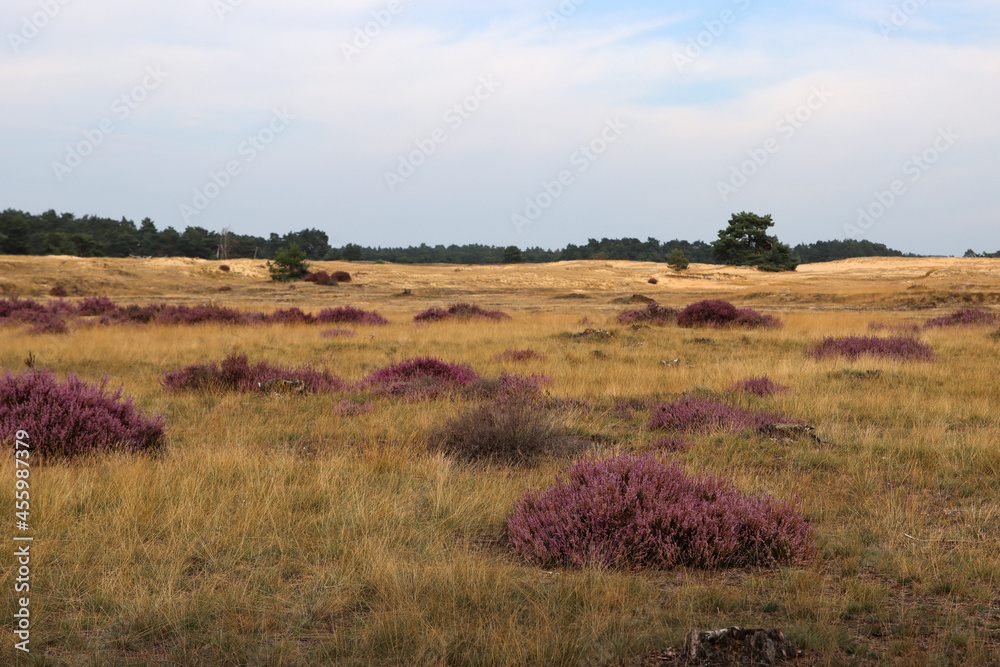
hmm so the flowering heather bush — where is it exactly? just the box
[923,308,998,328]
[46,299,77,317]
[428,399,584,464]
[647,396,792,434]
[0,298,45,320]
[0,370,166,460]
[320,328,356,338]
[155,304,248,326]
[868,321,921,334]
[303,270,334,285]
[162,352,345,393]
[494,348,546,362]
[78,296,119,316]
[648,277,658,285]
[363,357,479,389]
[49,284,68,297]
[332,270,351,283]
[219,264,230,272]
[414,307,452,322]
[268,307,316,325]
[651,436,690,452]
[613,396,658,419]
[506,454,814,570]
[332,399,373,416]
[316,306,388,326]
[676,300,781,329]
[616,302,677,326]
[28,313,69,335]
[727,376,788,397]
[808,336,936,362]
[448,302,511,320]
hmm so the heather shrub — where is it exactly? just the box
[677,299,781,329]
[462,373,552,402]
[0,370,166,460]
[332,270,351,283]
[218,286,232,292]
[268,307,316,325]
[320,328,356,338]
[648,277,658,285]
[162,352,345,393]
[923,308,998,328]
[616,301,677,326]
[414,307,451,322]
[506,454,814,570]
[77,296,119,316]
[647,396,792,434]
[316,306,388,326]
[363,357,479,389]
[428,399,584,465]
[49,284,68,297]
[808,336,936,362]
[46,299,77,317]
[728,376,788,397]
[494,348,546,362]
[101,304,164,325]
[219,264,230,272]
[612,396,658,419]
[28,313,69,335]
[448,302,510,320]
[0,298,48,321]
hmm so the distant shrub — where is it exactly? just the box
[651,436,690,452]
[333,399,373,416]
[808,336,936,362]
[363,357,479,389]
[677,300,780,329]
[428,399,584,464]
[868,321,921,334]
[506,454,814,569]
[45,299,77,317]
[923,308,998,328]
[666,248,690,271]
[647,396,792,434]
[463,372,553,402]
[219,265,230,272]
[648,277,658,285]
[162,352,345,393]
[320,328,356,338]
[728,376,788,397]
[28,313,69,335]
[78,296,119,316]
[303,270,333,285]
[100,304,164,325]
[49,284,68,297]
[332,271,351,283]
[449,302,510,320]
[494,348,546,362]
[316,306,388,326]
[1,370,166,460]
[218,286,232,292]
[268,307,316,325]
[414,307,451,322]
[617,302,677,326]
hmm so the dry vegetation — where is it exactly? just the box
[1,256,999,665]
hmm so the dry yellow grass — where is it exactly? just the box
[1,256,999,665]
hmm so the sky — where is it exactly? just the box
[1,0,998,256]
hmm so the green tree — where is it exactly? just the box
[342,243,363,261]
[267,244,309,282]
[711,211,798,272]
[666,248,689,271]
[502,245,522,264]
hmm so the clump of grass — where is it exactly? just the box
[506,454,814,569]
[162,352,345,393]
[868,321,920,334]
[316,306,388,326]
[923,308,998,328]
[616,302,677,326]
[647,395,793,434]
[677,299,781,329]
[494,348,546,362]
[809,336,935,361]
[320,328,356,338]
[428,399,584,465]
[462,372,553,402]
[333,399,373,416]
[651,436,690,452]
[728,376,788,396]
[0,370,166,460]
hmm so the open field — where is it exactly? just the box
[2,256,1000,665]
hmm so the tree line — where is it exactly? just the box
[0,207,969,265]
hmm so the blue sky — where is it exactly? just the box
[2,0,998,255]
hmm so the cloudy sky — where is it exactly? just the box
[2,0,998,255]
